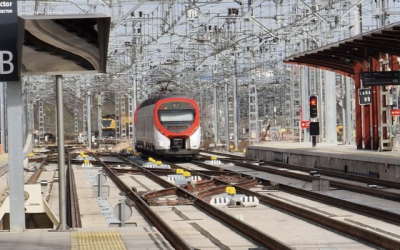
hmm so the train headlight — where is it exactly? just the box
[172,103,181,109]
[171,138,183,149]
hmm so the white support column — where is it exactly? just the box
[97,93,103,140]
[82,101,87,142]
[121,95,127,140]
[132,76,137,151]
[1,83,7,152]
[301,66,309,142]
[87,89,92,150]
[224,82,229,151]
[128,91,133,140]
[325,71,337,144]
[38,100,45,145]
[213,83,219,145]
[345,77,354,144]
[7,81,25,231]
[56,75,68,231]
[115,93,120,140]
[74,103,79,143]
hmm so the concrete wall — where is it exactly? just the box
[247,146,400,182]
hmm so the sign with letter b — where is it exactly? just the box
[0,0,19,81]
[0,51,14,74]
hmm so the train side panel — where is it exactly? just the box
[135,105,156,152]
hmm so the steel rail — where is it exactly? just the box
[26,155,49,184]
[115,154,294,250]
[66,149,81,228]
[193,160,400,225]
[188,161,400,249]
[212,158,400,202]
[201,150,400,189]
[233,185,400,250]
[114,153,400,248]
[262,160,400,189]
[90,153,194,250]
[111,153,400,226]
[137,166,293,250]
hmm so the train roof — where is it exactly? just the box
[138,94,192,108]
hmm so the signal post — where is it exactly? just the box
[309,95,319,147]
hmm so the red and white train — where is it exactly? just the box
[134,94,201,158]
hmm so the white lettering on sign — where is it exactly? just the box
[391,109,400,116]
[0,1,13,13]
[0,1,12,7]
[0,51,14,74]
[360,89,371,95]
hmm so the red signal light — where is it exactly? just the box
[309,95,318,118]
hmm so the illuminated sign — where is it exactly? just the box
[362,71,400,86]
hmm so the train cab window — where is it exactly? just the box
[102,120,112,127]
[158,110,194,123]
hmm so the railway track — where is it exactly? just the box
[12,148,400,249]
[172,159,400,249]
[111,152,400,249]
[95,152,293,249]
[199,150,400,201]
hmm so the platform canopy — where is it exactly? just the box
[284,22,400,76]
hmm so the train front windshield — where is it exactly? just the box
[158,110,194,123]
[102,120,112,128]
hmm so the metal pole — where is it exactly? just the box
[290,68,295,141]
[55,102,58,145]
[225,81,229,151]
[7,81,25,231]
[213,83,219,145]
[341,75,346,143]
[1,82,6,152]
[132,76,137,151]
[98,92,102,140]
[120,199,126,227]
[22,83,28,141]
[87,89,92,150]
[67,156,76,228]
[56,75,68,231]
[312,136,317,147]
[199,91,204,148]
[98,170,103,198]
[319,70,324,142]
[232,55,239,150]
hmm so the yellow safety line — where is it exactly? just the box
[71,230,127,250]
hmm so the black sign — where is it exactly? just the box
[358,88,372,105]
[0,0,19,81]
[310,122,320,136]
[362,71,400,86]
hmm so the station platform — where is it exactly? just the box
[0,227,172,250]
[246,141,400,182]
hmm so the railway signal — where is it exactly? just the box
[309,95,318,118]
